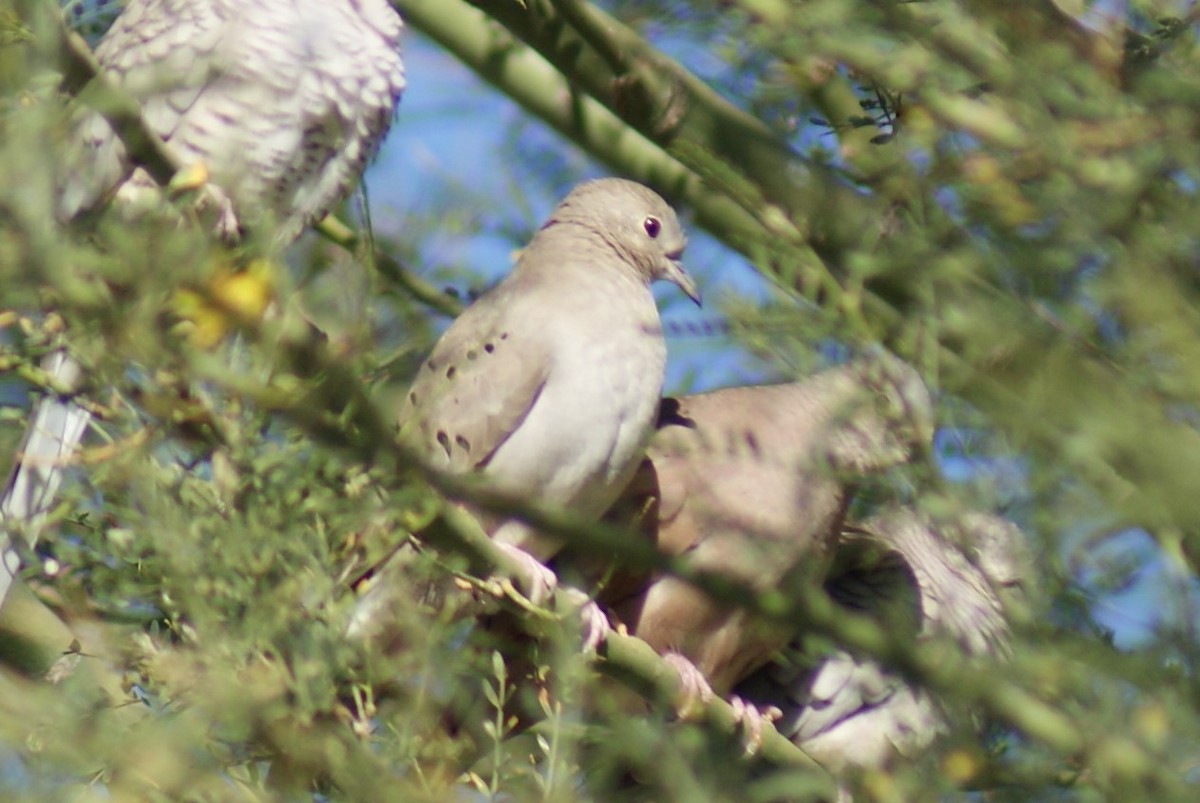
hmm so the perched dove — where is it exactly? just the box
[1,0,405,605]
[573,355,933,736]
[396,178,699,610]
[735,508,1030,773]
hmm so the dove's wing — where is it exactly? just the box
[400,282,553,477]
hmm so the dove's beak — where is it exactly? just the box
[664,255,701,307]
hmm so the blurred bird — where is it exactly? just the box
[570,355,933,738]
[58,0,405,243]
[1,0,405,603]
[736,508,1030,776]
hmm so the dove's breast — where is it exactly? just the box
[485,267,666,524]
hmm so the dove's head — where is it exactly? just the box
[546,178,701,305]
[958,514,1036,618]
[952,513,1033,591]
[947,512,1036,635]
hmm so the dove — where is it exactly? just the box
[736,508,1030,774]
[1,0,405,606]
[58,0,406,242]
[576,355,933,738]
[396,177,699,614]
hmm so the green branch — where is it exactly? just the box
[234,306,1168,793]
[475,0,873,241]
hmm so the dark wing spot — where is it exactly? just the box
[435,430,451,459]
[408,391,418,405]
[656,397,697,430]
[425,358,437,371]
[500,332,509,340]
[466,350,478,360]
[446,366,457,379]
[455,435,470,452]
[484,342,495,353]
[742,430,760,455]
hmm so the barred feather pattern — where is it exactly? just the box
[58,0,405,242]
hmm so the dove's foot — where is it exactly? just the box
[558,587,610,653]
[207,188,242,242]
[168,161,243,242]
[662,653,781,751]
[663,652,714,719]
[494,542,558,606]
[488,546,608,650]
[729,695,783,755]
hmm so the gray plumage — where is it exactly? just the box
[585,355,934,697]
[2,0,405,605]
[399,178,699,568]
[59,0,405,241]
[737,509,1030,772]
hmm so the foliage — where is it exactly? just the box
[0,0,1198,800]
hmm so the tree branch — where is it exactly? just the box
[239,309,1165,794]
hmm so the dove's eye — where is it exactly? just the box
[643,216,661,238]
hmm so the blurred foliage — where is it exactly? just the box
[0,0,1197,800]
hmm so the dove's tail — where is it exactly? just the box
[0,350,92,606]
